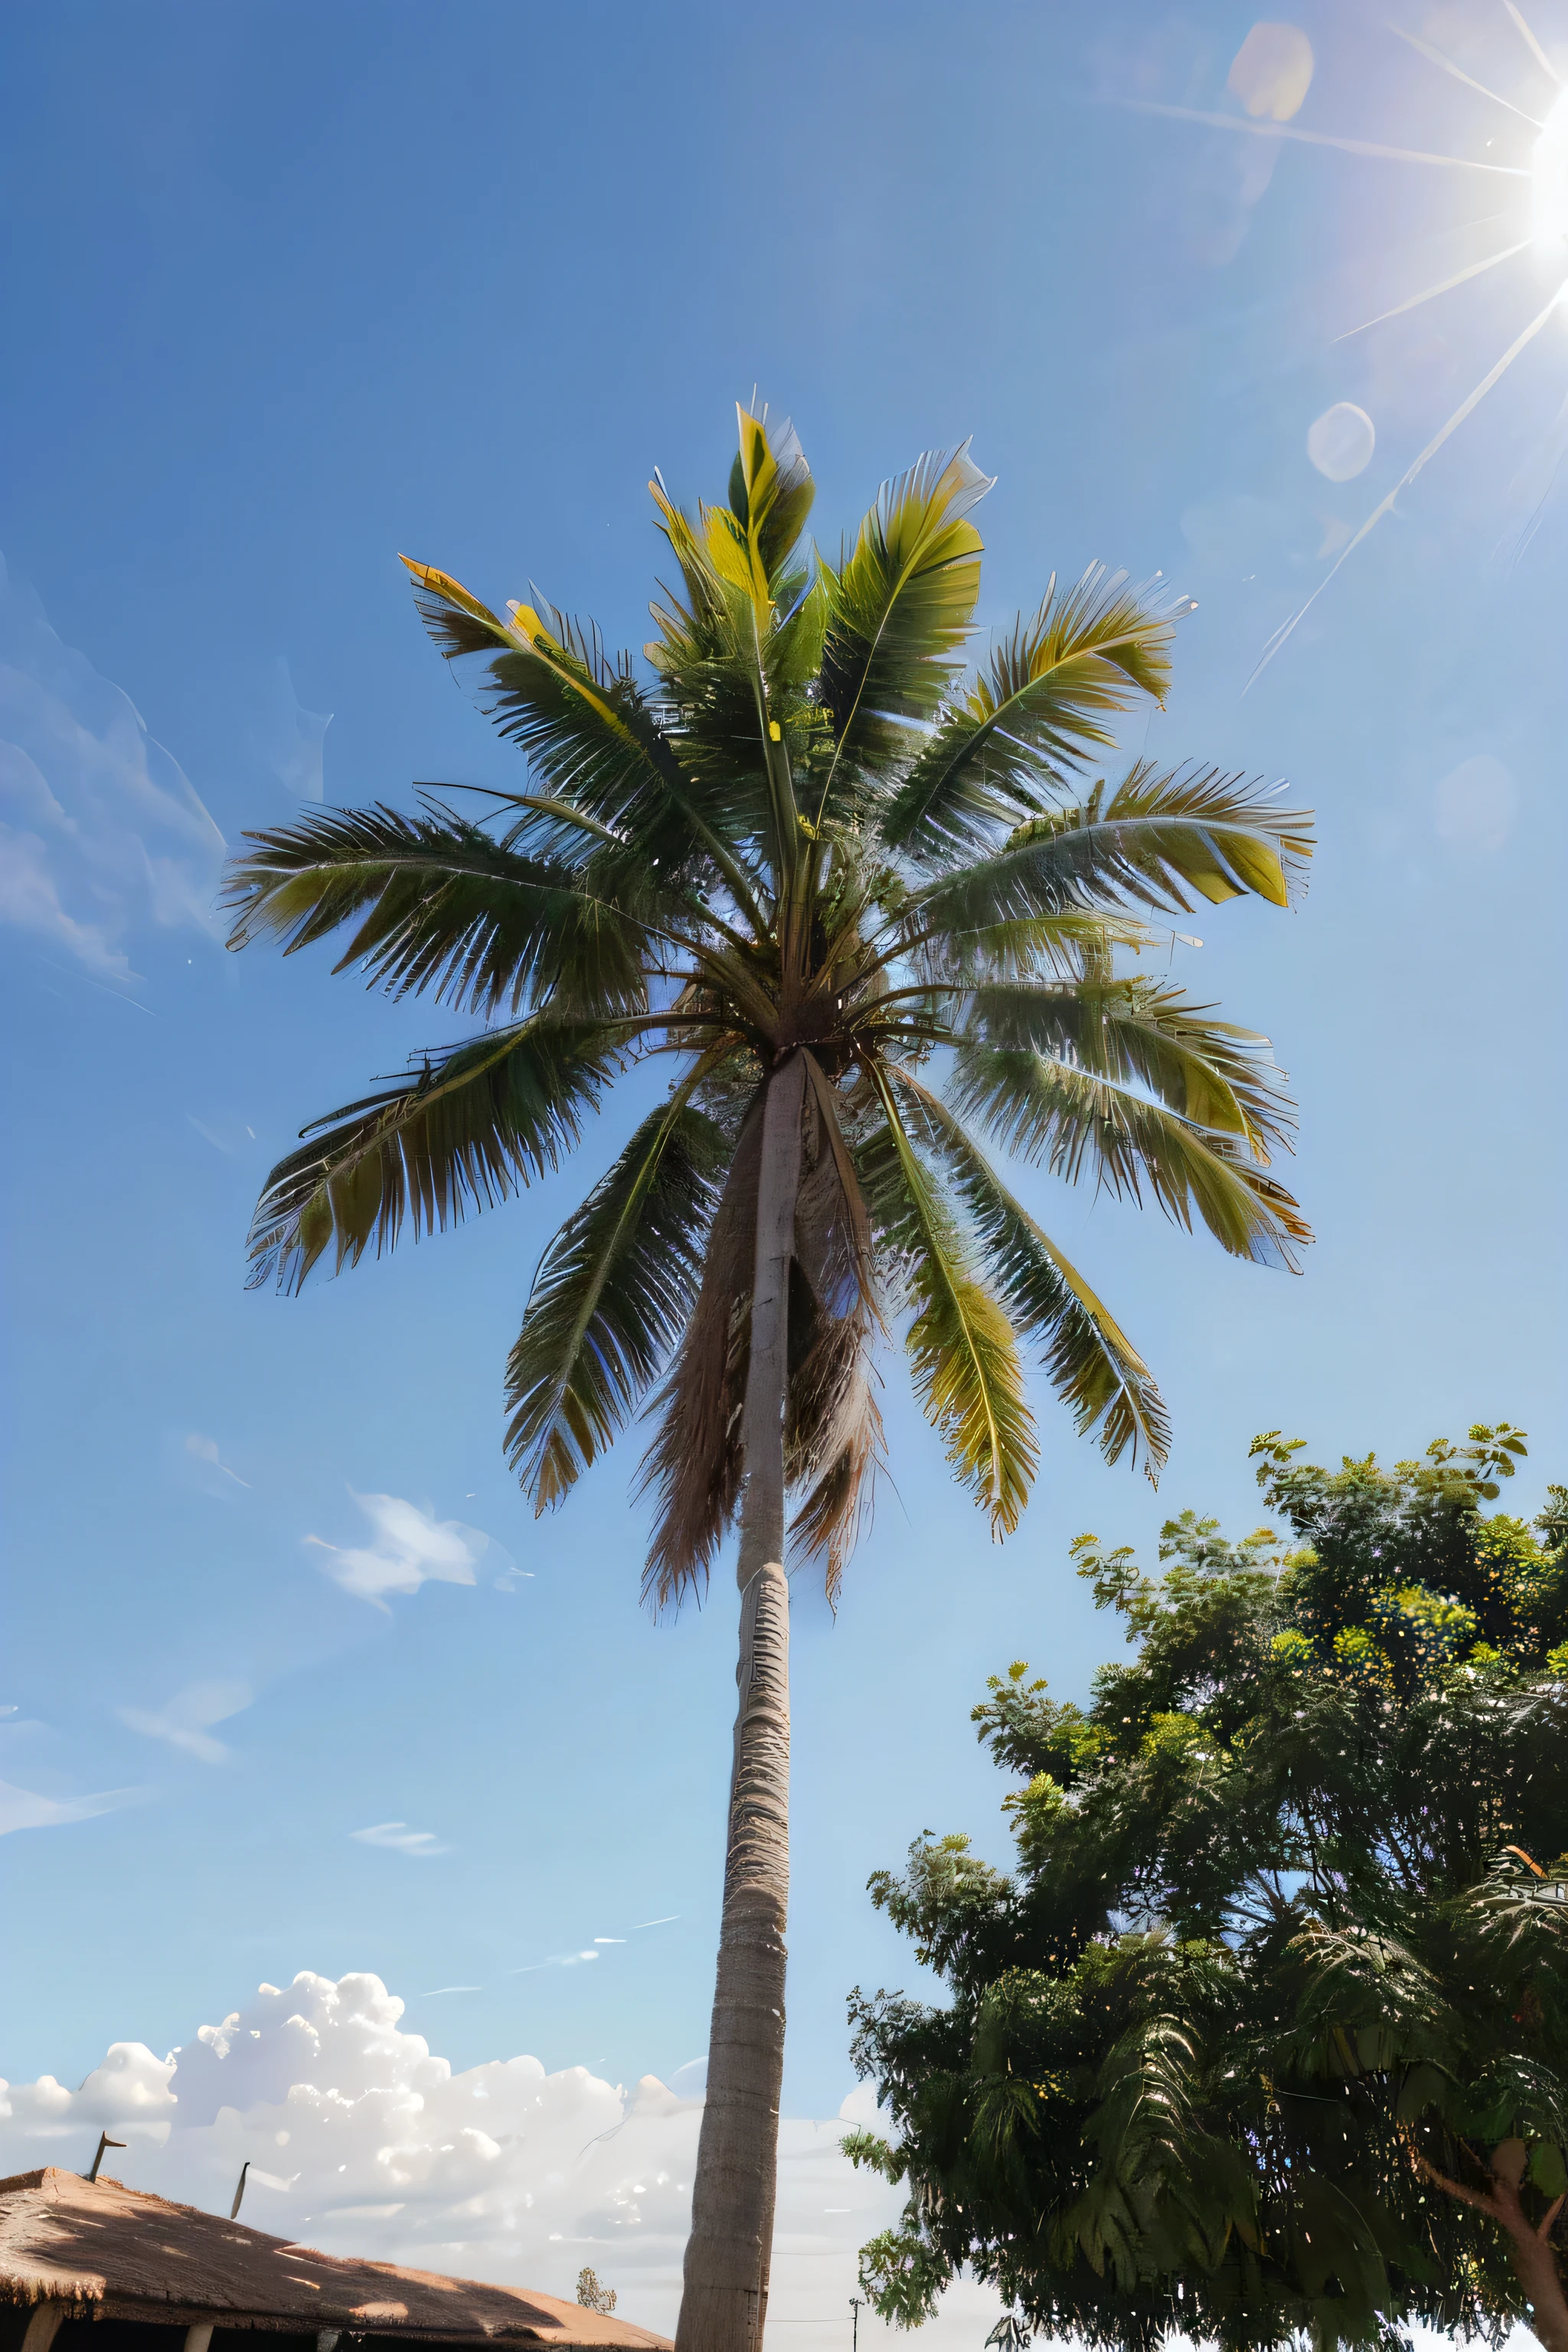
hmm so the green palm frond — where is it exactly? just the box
[962,978,1295,1158]
[861,1071,1037,1535]
[883,568,1188,863]
[401,557,770,919]
[505,1089,730,1512]
[224,802,651,1018]
[889,1070,1169,1476]
[911,763,1314,934]
[247,1018,621,1293]
[954,1042,1312,1272]
[641,477,815,894]
[729,407,816,587]
[909,909,1161,988]
[817,443,994,805]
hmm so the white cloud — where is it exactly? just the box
[1227,22,1313,122]
[0,556,225,978]
[0,1779,136,1837]
[306,1491,514,1611]
[0,1969,1005,2346]
[351,1822,449,1858]
[0,2037,177,2136]
[118,1681,253,1766]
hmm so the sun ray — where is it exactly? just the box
[1393,27,1545,129]
[1247,281,1568,689]
[1122,99,1527,175]
[1334,239,1531,338]
[1504,1,1562,89]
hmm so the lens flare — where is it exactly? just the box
[1129,10,1568,681]
[1534,88,1568,250]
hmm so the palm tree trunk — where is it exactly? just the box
[676,1050,805,2352]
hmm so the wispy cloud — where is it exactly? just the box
[185,1114,260,1160]
[307,1491,514,1611]
[513,1949,601,1972]
[351,1821,449,1857]
[631,1916,681,1930]
[185,1432,250,1489]
[0,1779,138,1837]
[253,657,332,803]
[0,555,224,980]
[119,1681,253,1765]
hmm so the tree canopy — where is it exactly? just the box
[227,410,1315,1599]
[848,1429,1568,2351]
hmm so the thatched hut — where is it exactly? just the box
[0,2171,668,2352]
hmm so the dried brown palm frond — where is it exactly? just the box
[638,1093,764,1605]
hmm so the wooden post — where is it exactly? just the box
[21,2306,66,2352]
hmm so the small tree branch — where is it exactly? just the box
[1413,2150,1501,2220]
[1540,2194,1566,2244]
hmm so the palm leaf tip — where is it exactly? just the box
[817,441,998,779]
[397,555,517,662]
[955,1039,1312,1276]
[944,763,1315,928]
[730,404,815,582]
[505,1096,730,1512]
[910,1271,1037,1537]
[885,1069,1171,1479]
[222,802,651,1023]
[861,1077,1037,1537]
[246,1018,620,1295]
[880,567,1195,864]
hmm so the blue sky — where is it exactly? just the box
[2,0,1565,2271]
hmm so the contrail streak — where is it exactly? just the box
[1247,281,1567,689]
[1120,100,1528,174]
[1504,1,1562,88]
[1393,26,1545,128]
[1334,239,1531,338]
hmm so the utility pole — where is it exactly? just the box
[849,2296,863,2350]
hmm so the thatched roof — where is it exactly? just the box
[0,2171,669,2349]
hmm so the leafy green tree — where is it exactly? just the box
[849,1431,1568,2351]
[225,407,1312,2352]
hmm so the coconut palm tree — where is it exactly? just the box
[224,407,1312,2352]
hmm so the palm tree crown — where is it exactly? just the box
[227,407,1312,1602]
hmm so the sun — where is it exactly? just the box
[1534,86,1568,248]
[1124,9,1568,681]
